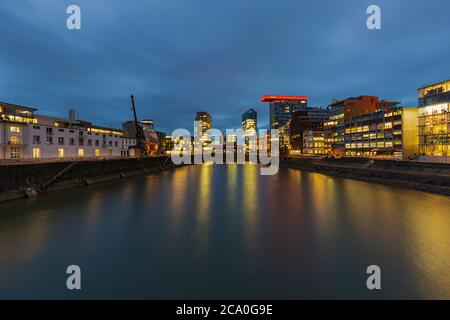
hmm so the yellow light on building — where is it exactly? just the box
[32,148,41,158]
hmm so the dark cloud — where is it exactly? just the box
[1,0,449,133]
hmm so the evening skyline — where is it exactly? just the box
[1,0,449,133]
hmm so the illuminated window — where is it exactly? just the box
[10,126,21,133]
[32,148,41,158]
[95,149,100,157]
[78,148,84,157]
[57,148,65,158]
[10,136,20,145]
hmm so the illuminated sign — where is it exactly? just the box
[260,95,308,103]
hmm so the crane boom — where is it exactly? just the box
[130,95,148,158]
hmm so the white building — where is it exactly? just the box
[0,101,136,161]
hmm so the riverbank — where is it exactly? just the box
[0,156,179,203]
[283,157,450,196]
[2,156,449,203]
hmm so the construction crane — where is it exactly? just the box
[129,95,148,158]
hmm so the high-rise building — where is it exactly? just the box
[324,96,399,155]
[418,79,450,163]
[242,109,257,152]
[195,112,212,147]
[242,108,257,136]
[261,95,308,151]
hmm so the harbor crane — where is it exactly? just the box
[129,95,148,158]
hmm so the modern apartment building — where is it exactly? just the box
[418,79,450,163]
[0,101,136,161]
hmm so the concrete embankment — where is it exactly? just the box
[0,156,178,203]
[283,157,450,196]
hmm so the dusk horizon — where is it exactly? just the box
[1,0,449,133]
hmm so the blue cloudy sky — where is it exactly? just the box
[0,0,449,133]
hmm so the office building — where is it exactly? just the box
[418,79,450,163]
[290,107,330,154]
[302,130,326,155]
[195,112,212,148]
[344,106,419,160]
[242,109,257,136]
[261,95,308,151]
[242,108,257,152]
[324,96,400,155]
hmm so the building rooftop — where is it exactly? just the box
[329,96,400,107]
[0,101,38,112]
[417,78,450,90]
[261,95,308,102]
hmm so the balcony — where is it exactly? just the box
[419,91,450,107]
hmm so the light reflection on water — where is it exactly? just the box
[0,164,449,299]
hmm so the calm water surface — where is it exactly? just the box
[0,164,449,299]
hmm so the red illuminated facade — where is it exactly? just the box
[261,95,308,103]
[261,95,308,150]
